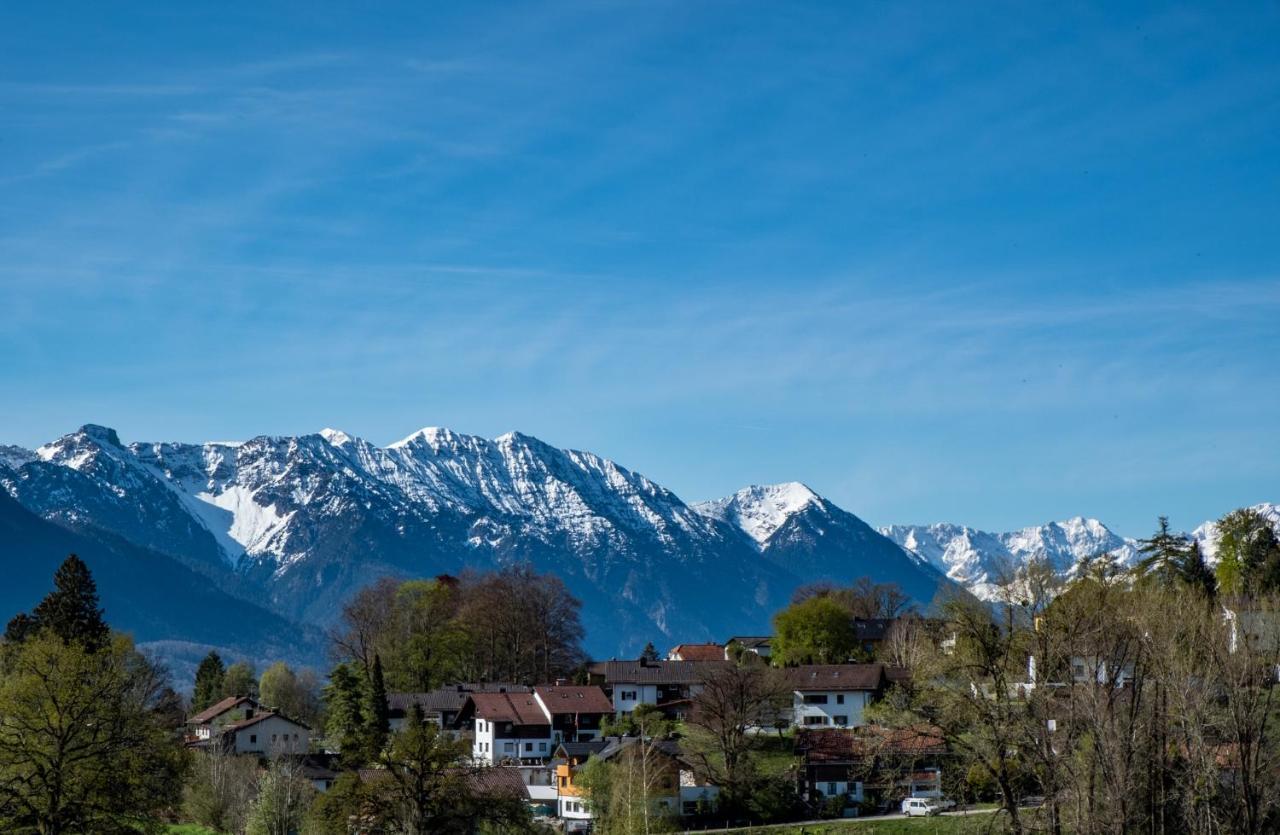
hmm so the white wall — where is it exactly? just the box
[472,718,553,764]
[792,690,871,728]
[233,716,309,755]
[612,683,658,714]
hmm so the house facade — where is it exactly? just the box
[786,664,894,729]
[590,659,728,717]
[796,726,946,815]
[461,685,613,766]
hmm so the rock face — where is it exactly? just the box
[1,425,956,657]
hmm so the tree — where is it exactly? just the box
[365,653,391,758]
[640,642,660,662]
[324,662,369,766]
[246,755,316,835]
[683,664,789,813]
[0,631,186,833]
[1216,508,1280,598]
[259,662,322,726]
[772,595,858,665]
[183,745,258,833]
[577,738,678,835]
[222,660,259,699]
[192,651,227,713]
[379,705,531,834]
[1138,516,1192,588]
[8,554,111,652]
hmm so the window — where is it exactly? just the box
[803,716,828,725]
[249,734,257,743]
[620,690,637,701]
[833,715,849,726]
[827,782,841,795]
[836,694,845,704]
[539,742,547,752]
[525,742,533,752]
[504,742,514,753]
[271,734,277,742]
[803,694,828,705]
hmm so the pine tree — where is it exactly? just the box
[324,663,368,767]
[3,613,39,644]
[29,554,110,652]
[640,642,659,662]
[192,651,227,712]
[365,653,390,759]
[1179,541,1218,601]
[1137,517,1191,589]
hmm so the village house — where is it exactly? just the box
[795,726,947,816]
[534,684,613,744]
[725,635,772,659]
[553,736,719,831]
[667,642,724,661]
[458,684,613,766]
[588,658,729,717]
[387,683,529,732]
[185,695,312,756]
[785,664,899,729]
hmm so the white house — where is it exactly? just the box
[591,659,727,717]
[466,692,555,765]
[222,712,311,755]
[785,664,891,729]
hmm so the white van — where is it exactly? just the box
[901,797,940,817]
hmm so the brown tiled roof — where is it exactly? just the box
[798,726,946,763]
[535,685,613,715]
[670,643,725,661]
[784,663,888,691]
[187,696,256,726]
[388,684,531,717]
[221,710,312,732]
[603,659,730,685]
[470,692,550,726]
[465,765,528,799]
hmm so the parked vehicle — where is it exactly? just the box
[901,797,941,817]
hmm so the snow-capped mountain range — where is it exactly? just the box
[881,518,1141,599]
[0,423,1274,663]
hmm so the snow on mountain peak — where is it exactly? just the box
[389,426,460,450]
[881,516,1138,599]
[319,428,353,447]
[695,482,823,546]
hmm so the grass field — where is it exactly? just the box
[689,810,1008,835]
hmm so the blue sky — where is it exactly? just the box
[1,2,1277,537]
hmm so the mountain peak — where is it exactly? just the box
[78,424,123,448]
[318,427,353,447]
[388,426,454,449]
[695,482,824,546]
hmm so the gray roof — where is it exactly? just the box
[602,659,730,685]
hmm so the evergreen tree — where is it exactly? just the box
[3,613,39,644]
[640,642,660,662]
[192,651,227,712]
[1180,541,1218,601]
[365,653,391,758]
[1137,516,1191,588]
[29,554,110,651]
[324,663,368,766]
